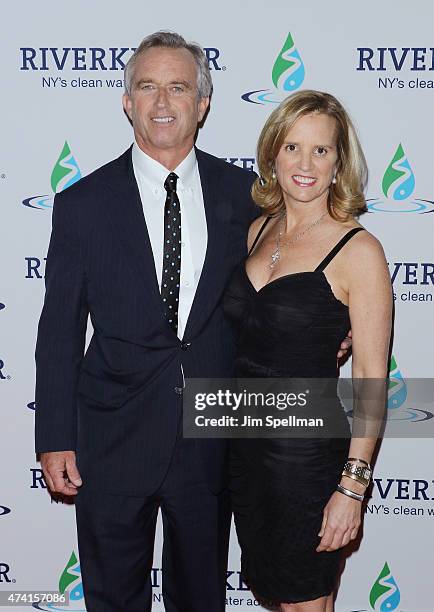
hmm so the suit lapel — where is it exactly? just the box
[103,146,231,341]
[103,147,170,331]
[183,148,230,339]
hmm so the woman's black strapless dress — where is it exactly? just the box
[223,220,363,605]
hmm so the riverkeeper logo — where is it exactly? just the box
[242,32,305,104]
[389,260,433,304]
[367,144,434,213]
[369,562,401,611]
[20,46,225,89]
[388,356,407,410]
[0,358,11,381]
[366,474,434,520]
[357,46,434,91]
[0,562,13,583]
[343,356,434,426]
[220,156,257,172]
[33,551,85,610]
[387,356,433,422]
[22,141,81,210]
[20,46,224,72]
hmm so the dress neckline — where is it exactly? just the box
[243,264,349,309]
[243,225,364,307]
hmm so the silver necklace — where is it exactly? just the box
[269,211,328,269]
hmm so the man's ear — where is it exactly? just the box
[122,93,132,120]
[198,97,210,123]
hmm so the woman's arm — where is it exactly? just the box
[345,231,392,461]
[317,231,393,552]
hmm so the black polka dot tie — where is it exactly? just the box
[161,172,181,333]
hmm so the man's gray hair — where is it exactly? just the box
[124,31,213,98]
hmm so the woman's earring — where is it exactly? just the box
[332,174,337,184]
[271,169,276,180]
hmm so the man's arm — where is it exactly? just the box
[338,330,352,360]
[35,190,88,494]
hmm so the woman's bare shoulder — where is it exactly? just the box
[341,225,389,282]
[346,225,385,258]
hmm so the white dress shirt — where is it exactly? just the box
[132,142,208,339]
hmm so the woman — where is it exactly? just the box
[224,90,392,611]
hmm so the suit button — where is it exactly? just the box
[174,386,183,395]
[180,342,191,350]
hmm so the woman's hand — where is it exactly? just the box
[316,490,362,552]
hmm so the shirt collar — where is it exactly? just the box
[174,146,197,189]
[132,142,197,192]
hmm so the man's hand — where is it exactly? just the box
[40,451,82,496]
[337,330,352,360]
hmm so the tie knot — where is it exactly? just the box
[164,172,178,193]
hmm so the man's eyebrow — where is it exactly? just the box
[134,78,153,88]
[170,80,193,89]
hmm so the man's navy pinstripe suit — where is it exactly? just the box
[35,145,257,611]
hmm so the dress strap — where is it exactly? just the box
[248,217,271,256]
[315,227,365,272]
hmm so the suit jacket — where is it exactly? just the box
[35,146,258,495]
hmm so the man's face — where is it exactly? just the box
[123,47,209,162]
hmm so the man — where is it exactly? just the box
[35,31,351,611]
[35,31,257,612]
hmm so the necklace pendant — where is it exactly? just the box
[270,249,280,269]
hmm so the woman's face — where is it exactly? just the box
[274,112,339,208]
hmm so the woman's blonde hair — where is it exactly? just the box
[252,90,368,220]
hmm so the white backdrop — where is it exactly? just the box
[1,1,433,610]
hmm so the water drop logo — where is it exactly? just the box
[51,142,82,193]
[33,551,86,610]
[23,141,82,210]
[59,552,84,605]
[386,355,433,422]
[272,33,305,92]
[367,143,434,213]
[388,355,407,410]
[242,32,306,105]
[369,562,400,611]
[382,144,415,201]
[343,354,433,424]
